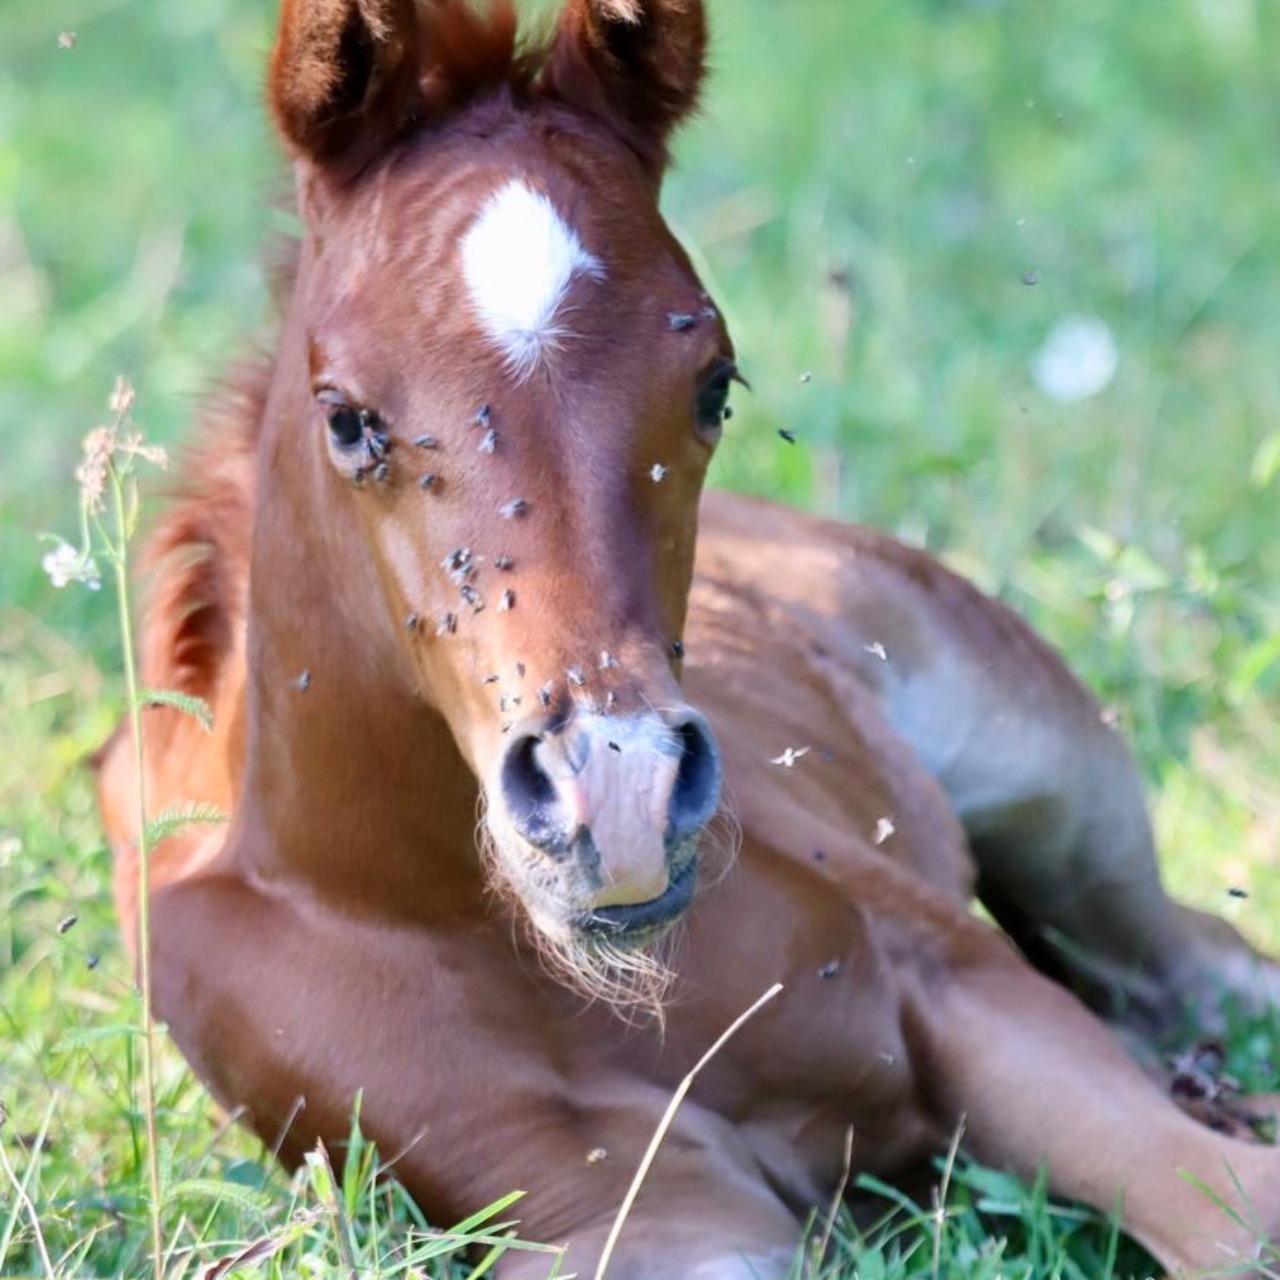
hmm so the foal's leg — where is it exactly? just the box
[915,943,1280,1277]
[834,532,1279,1038]
[495,1180,800,1280]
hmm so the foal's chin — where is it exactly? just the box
[481,825,703,1019]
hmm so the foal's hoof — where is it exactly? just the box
[1166,1042,1279,1143]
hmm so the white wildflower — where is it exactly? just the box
[41,536,101,591]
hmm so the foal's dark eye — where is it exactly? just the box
[317,389,372,451]
[695,361,736,438]
[326,402,365,449]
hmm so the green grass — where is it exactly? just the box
[2,0,1279,1274]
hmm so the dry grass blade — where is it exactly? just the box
[310,1140,360,1280]
[267,1095,307,1166]
[592,981,784,1280]
[0,1108,56,1280]
[930,1114,966,1280]
[85,384,171,1280]
[199,1209,325,1280]
[807,1124,854,1278]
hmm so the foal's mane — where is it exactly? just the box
[139,358,266,699]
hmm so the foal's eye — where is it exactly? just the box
[695,361,736,439]
[326,402,365,450]
[316,389,372,451]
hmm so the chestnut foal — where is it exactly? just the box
[98,1,1280,1275]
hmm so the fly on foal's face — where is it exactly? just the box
[271,0,725,966]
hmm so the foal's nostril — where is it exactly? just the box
[669,714,723,840]
[501,733,563,849]
[500,712,721,855]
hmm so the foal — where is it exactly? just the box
[98,1,1280,1275]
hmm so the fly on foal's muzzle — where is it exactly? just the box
[498,707,722,930]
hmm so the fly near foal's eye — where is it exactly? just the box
[695,360,737,440]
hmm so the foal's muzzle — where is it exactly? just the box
[499,708,722,929]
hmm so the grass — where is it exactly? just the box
[2,0,1279,1274]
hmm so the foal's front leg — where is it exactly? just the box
[915,940,1280,1277]
[495,1170,800,1280]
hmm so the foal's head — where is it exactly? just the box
[267,0,733,997]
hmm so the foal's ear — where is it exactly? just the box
[548,0,707,177]
[269,0,422,177]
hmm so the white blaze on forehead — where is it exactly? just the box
[461,180,604,378]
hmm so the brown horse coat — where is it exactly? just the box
[98,2,1280,1276]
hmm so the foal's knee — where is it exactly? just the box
[497,1247,794,1280]
[686,1250,794,1280]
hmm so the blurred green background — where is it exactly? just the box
[2,0,1279,1274]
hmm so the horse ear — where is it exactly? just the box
[269,0,422,177]
[548,0,707,177]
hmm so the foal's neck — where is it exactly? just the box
[233,367,489,923]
